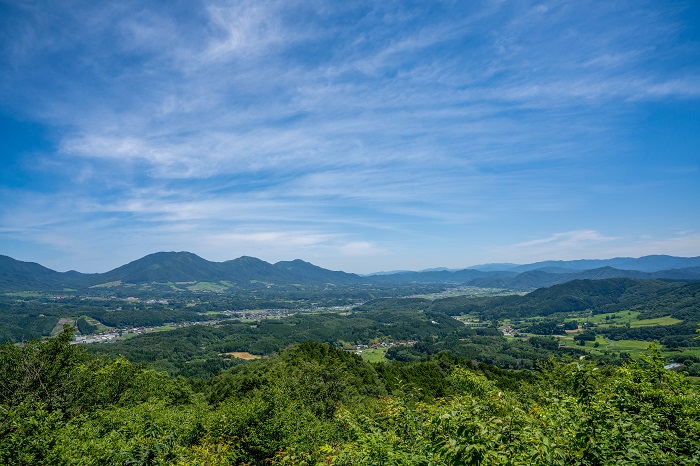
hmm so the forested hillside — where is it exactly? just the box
[359,279,697,327]
[423,279,684,318]
[1,328,698,465]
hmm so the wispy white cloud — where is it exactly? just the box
[1,0,699,271]
[499,230,700,264]
[598,233,700,260]
[339,241,386,257]
[18,0,696,179]
[513,230,618,250]
[202,1,297,62]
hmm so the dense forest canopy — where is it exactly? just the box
[1,328,699,465]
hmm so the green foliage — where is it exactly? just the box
[2,330,700,465]
[574,331,597,343]
[635,281,700,321]
[524,320,567,335]
[322,352,700,465]
[0,326,88,413]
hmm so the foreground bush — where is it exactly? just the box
[1,331,698,465]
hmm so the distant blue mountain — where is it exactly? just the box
[466,266,700,290]
[509,255,700,273]
[463,263,520,271]
[0,252,698,292]
[0,252,367,291]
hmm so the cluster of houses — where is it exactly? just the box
[71,302,361,345]
[222,304,356,321]
[222,309,295,320]
[72,320,218,345]
[351,340,417,355]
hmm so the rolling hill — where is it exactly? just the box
[1,252,699,292]
[0,252,369,291]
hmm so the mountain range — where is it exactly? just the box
[1,252,699,292]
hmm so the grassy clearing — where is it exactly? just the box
[567,310,640,326]
[359,348,387,363]
[554,334,685,359]
[80,315,112,333]
[562,310,682,329]
[630,316,682,327]
[187,282,230,292]
[51,318,75,335]
[152,326,178,332]
[591,337,650,353]
[89,281,122,288]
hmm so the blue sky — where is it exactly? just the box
[1,0,699,273]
